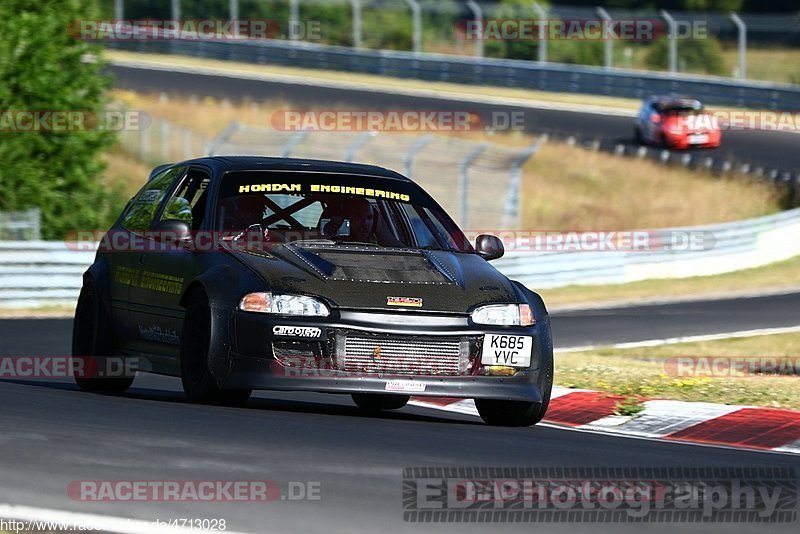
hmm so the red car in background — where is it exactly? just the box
[634,97,722,149]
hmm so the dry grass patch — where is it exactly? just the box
[521,143,781,230]
[557,331,800,410]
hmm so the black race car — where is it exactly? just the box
[73,157,553,426]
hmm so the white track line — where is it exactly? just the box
[0,503,252,534]
[557,324,800,353]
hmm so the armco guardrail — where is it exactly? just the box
[0,242,95,308]
[111,39,800,110]
[1,208,800,308]
[493,207,800,289]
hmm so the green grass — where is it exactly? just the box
[557,331,800,410]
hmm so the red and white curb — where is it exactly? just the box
[410,386,800,455]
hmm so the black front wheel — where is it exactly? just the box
[475,399,544,427]
[351,393,410,412]
[72,281,134,394]
[180,291,251,407]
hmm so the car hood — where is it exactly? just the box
[228,242,518,313]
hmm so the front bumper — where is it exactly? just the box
[221,309,547,403]
[664,131,721,149]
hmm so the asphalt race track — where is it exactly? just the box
[1,63,798,533]
[109,64,800,176]
[0,294,798,533]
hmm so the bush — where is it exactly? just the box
[0,0,125,239]
[645,36,727,76]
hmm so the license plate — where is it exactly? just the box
[688,134,709,144]
[480,335,532,367]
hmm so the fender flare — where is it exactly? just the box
[511,280,553,388]
[179,264,262,386]
[83,256,113,321]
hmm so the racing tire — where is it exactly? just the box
[351,393,410,411]
[476,351,553,427]
[72,281,135,394]
[181,291,252,407]
[634,127,644,144]
[475,399,543,427]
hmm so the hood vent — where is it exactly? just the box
[299,247,455,285]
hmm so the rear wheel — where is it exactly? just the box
[181,291,252,407]
[351,393,410,412]
[72,281,134,394]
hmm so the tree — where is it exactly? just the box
[0,0,124,239]
[645,36,727,76]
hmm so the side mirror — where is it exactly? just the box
[475,234,504,261]
[150,219,192,246]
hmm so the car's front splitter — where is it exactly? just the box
[222,359,544,403]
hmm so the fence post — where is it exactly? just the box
[230,0,239,37]
[350,0,362,49]
[31,208,41,241]
[182,128,192,160]
[171,0,180,21]
[114,0,123,19]
[344,131,376,161]
[531,2,547,63]
[596,7,613,69]
[140,120,150,160]
[403,135,432,178]
[160,120,171,161]
[404,0,422,55]
[661,10,677,74]
[205,121,240,156]
[459,144,488,228]
[502,143,541,228]
[289,0,300,41]
[465,0,484,58]
[282,131,308,157]
[730,13,747,79]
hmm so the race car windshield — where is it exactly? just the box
[660,104,705,116]
[216,172,473,253]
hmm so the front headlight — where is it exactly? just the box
[239,292,330,317]
[471,304,534,326]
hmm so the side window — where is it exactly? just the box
[121,167,184,233]
[159,169,211,230]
